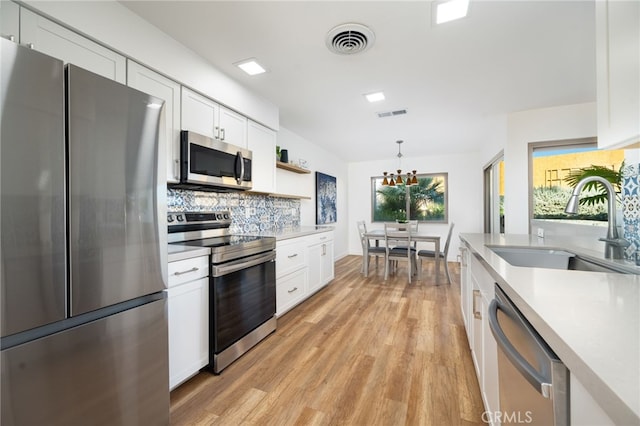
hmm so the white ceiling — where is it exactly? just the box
[121,0,596,162]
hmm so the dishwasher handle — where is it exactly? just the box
[488,299,553,399]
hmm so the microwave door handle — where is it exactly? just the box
[235,151,244,184]
[488,299,553,398]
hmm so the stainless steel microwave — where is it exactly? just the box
[174,130,252,191]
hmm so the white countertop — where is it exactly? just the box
[167,227,333,262]
[460,233,640,425]
[168,244,210,262]
[254,226,334,241]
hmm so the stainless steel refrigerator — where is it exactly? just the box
[0,38,169,425]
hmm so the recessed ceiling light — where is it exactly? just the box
[235,59,267,76]
[436,0,469,24]
[365,92,385,103]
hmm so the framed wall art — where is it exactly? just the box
[316,172,337,224]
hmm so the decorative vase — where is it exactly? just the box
[280,149,289,163]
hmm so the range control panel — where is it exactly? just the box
[167,211,231,226]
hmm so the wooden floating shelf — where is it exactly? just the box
[276,161,311,174]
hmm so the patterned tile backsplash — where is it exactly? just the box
[622,162,640,260]
[167,189,301,234]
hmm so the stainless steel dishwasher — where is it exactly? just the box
[488,285,569,426]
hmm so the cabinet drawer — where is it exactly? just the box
[276,240,307,277]
[168,256,209,287]
[276,268,308,316]
[306,231,333,247]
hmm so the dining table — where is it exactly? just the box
[362,228,441,282]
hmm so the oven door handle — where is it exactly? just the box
[212,251,276,277]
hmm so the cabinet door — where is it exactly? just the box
[471,276,483,380]
[247,121,276,193]
[181,87,218,139]
[0,1,19,41]
[321,241,334,284]
[481,293,499,418]
[127,61,181,183]
[167,277,209,390]
[459,245,472,346]
[596,0,640,149]
[20,9,126,83]
[219,105,247,148]
[276,267,308,316]
[307,243,323,293]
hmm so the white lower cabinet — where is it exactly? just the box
[465,243,500,425]
[570,374,616,426]
[276,267,308,316]
[276,231,334,316]
[167,255,209,390]
[307,232,334,294]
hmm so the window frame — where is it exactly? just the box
[527,136,604,230]
[370,172,449,223]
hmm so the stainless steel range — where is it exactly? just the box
[168,211,276,373]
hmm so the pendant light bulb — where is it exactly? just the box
[389,173,396,186]
[382,172,389,186]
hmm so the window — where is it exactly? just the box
[371,173,448,223]
[484,152,504,234]
[529,139,625,224]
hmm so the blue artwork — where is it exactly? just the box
[316,172,337,224]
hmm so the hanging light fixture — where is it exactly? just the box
[381,140,418,186]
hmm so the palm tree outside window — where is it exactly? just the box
[371,173,448,223]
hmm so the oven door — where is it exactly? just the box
[211,251,276,354]
[179,130,252,190]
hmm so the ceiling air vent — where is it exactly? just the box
[326,23,375,55]
[377,109,408,118]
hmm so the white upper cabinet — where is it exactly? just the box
[127,61,181,183]
[596,0,640,149]
[0,1,19,41]
[181,87,247,148]
[20,8,126,83]
[247,120,276,193]
[219,106,248,148]
[181,87,219,139]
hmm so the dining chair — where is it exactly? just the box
[418,222,455,284]
[384,223,417,283]
[393,220,418,250]
[357,220,385,275]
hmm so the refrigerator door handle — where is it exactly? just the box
[488,299,552,398]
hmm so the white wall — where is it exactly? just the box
[347,153,484,262]
[276,127,349,260]
[505,102,597,234]
[23,0,279,130]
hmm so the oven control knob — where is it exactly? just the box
[176,214,184,222]
[216,213,223,220]
[223,213,230,220]
[167,215,174,223]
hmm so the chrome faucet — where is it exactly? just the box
[564,176,629,259]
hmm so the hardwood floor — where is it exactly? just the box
[169,255,486,425]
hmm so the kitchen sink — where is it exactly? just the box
[487,246,634,274]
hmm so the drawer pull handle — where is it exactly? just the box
[287,287,298,293]
[173,267,199,276]
[288,253,298,259]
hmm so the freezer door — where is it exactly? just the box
[1,298,169,425]
[67,65,167,316]
[0,38,66,337]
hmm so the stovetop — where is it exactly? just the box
[168,211,275,263]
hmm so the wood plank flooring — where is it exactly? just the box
[169,255,486,426]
